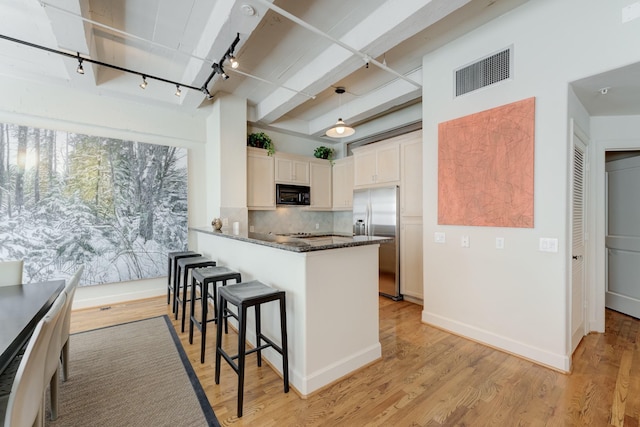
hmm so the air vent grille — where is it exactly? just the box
[455,48,511,96]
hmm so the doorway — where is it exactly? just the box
[605,151,640,319]
[593,141,640,334]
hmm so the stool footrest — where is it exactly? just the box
[229,340,281,361]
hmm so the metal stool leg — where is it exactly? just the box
[237,304,247,418]
[279,294,289,393]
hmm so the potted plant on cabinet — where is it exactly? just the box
[314,146,334,163]
[247,132,275,156]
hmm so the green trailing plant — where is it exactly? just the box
[314,146,334,161]
[247,132,275,156]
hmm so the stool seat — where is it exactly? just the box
[218,280,283,306]
[167,251,200,312]
[175,256,216,332]
[215,280,289,417]
[189,266,242,363]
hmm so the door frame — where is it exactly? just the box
[592,139,640,333]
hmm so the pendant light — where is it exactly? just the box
[326,87,355,138]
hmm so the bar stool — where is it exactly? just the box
[189,266,242,363]
[175,256,216,332]
[167,251,200,313]
[215,280,289,417]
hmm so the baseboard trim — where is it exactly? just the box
[422,311,570,372]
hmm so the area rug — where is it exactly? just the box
[45,315,219,426]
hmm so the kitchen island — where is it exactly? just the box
[190,227,389,396]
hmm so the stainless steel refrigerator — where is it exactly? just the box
[353,186,401,300]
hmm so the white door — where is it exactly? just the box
[570,126,588,354]
[606,153,640,318]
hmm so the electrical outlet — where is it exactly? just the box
[461,236,470,248]
[434,232,446,243]
[496,237,504,249]
[315,223,319,230]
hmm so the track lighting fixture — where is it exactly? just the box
[76,53,84,74]
[326,87,355,138]
[0,33,244,101]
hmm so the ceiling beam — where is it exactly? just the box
[252,0,472,125]
[308,68,423,136]
[42,0,98,87]
[178,0,275,110]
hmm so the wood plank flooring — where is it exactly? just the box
[69,296,640,426]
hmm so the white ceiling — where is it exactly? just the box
[7,0,632,144]
[571,61,640,117]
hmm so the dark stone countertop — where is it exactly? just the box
[189,227,392,253]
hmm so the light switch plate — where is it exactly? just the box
[496,237,504,249]
[539,237,559,253]
[434,232,446,243]
[461,235,470,248]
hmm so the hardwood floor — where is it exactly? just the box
[69,296,640,426]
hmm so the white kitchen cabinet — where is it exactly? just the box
[400,137,423,217]
[275,154,310,185]
[332,157,353,210]
[353,142,400,187]
[400,219,423,301]
[309,160,332,210]
[247,147,275,209]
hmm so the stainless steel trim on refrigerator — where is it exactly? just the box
[353,186,401,300]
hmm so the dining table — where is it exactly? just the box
[0,280,65,376]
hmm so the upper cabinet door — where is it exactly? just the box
[275,156,310,185]
[247,148,275,209]
[309,161,332,210]
[375,144,400,183]
[353,150,377,186]
[353,142,400,187]
[332,157,354,210]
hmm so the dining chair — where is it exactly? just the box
[0,291,66,427]
[0,259,24,287]
[45,266,82,421]
[59,266,84,384]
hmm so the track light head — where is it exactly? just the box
[139,76,147,89]
[175,85,181,97]
[213,63,230,80]
[76,55,84,75]
[201,87,214,100]
[228,55,239,69]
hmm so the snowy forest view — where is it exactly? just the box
[0,122,188,286]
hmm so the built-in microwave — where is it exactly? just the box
[276,184,310,206]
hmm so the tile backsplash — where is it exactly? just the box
[249,208,353,235]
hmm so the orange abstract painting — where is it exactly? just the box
[438,97,535,227]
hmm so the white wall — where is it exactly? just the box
[0,75,209,308]
[421,0,640,371]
